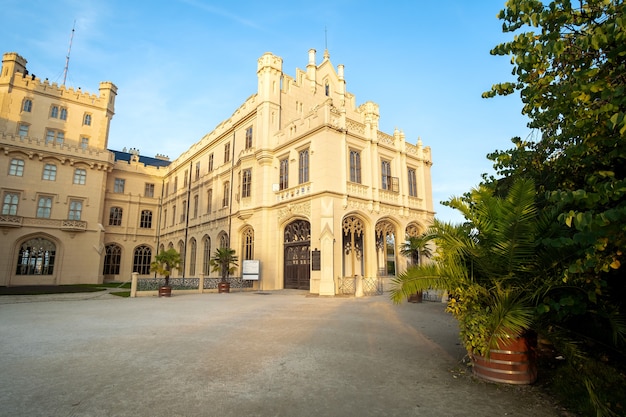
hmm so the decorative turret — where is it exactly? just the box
[257,52,283,103]
[307,49,317,92]
[1,52,28,82]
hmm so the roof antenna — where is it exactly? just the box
[62,20,76,86]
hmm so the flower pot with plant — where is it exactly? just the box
[150,248,181,298]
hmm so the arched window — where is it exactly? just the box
[60,108,68,120]
[16,237,56,275]
[50,106,59,118]
[242,227,254,260]
[83,113,92,126]
[219,232,229,248]
[178,240,185,276]
[189,238,197,276]
[202,236,211,275]
[133,245,152,275]
[103,244,122,275]
[376,220,396,276]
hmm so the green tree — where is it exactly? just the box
[150,248,181,287]
[483,1,626,413]
[210,247,238,282]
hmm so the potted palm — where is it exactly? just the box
[399,234,433,303]
[150,248,181,297]
[210,247,238,293]
[391,178,563,384]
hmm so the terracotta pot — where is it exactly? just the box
[218,282,230,293]
[407,291,423,303]
[471,334,537,385]
[158,286,172,297]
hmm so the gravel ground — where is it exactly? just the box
[0,290,569,417]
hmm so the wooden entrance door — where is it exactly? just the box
[284,220,310,290]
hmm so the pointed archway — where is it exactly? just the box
[283,220,311,290]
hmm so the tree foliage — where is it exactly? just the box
[210,247,238,281]
[150,248,181,286]
[483,1,626,414]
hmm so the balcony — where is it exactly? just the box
[0,215,23,227]
[60,220,87,232]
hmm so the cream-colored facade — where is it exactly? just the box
[0,49,434,295]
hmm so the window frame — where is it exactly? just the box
[144,183,155,198]
[83,113,92,126]
[18,123,29,137]
[73,168,87,185]
[408,168,417,197]
[381,160,392,190]
[109,206,123,226]
[9,159,25,176]
[298,149,309,184]
[242,169,252,198]
[2,192,20,215]
[222,181,230,207]
[245,127,253,149]
[140,209,153,229]
[113,178,125,193]
[68,200,83,220]
[42,163,57,181]
[22,98,33,113]
[224,142,231,164]
[279,158,289,190]
[349,150,361,183]
[36,196,53,218]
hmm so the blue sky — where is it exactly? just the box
[2,0,532,223]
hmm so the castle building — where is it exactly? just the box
[0,49,434,295]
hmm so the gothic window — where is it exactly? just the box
[133,245,152,275]
[2,192,19,215]
[189,238,197,276]
[279,158,289,190]
[50,105,59,118]
[207,189,213,213]
[16,237,56,275]
[224,142,231,163]
[202,236,211,275]
[381,160,391,190]
[22,99,32,112]
[245,127,253,149]
[68,200,82,220]
[109,207,123,226]
[349,150,361,183]
[408,168,417,197]
[242,169,252,198]
[36,196,53,218]
[83,113,92,126]
[299,149,309,184]
[103,244,122,275]
[242,227,254,260]
[222,182,230,207]
[144,183,155,198]
[60,108,68,120]
[140,210,152,228]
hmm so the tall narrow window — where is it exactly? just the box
[68,200,82,220]
[37,196,53,218]
[60,108,67,120]
[202,237,211,275]
[222,182,230,207]
[83,113,92,126]
[140,210,153,228]
[50,105,59,118]
[381,160,391,190]
[195,162,200,181]
[2,192,19,215]
[173,176,178,192]
[242,227,254,260]
[73,168,86,185]
[224,142,231,163]
[22,99,32,112]
[109,207,123,226]
[80,137,89,149]
[279,158,289,190]
[408,168,417,197]
[350,150,361,183]
[42,164,57,181]
[181,200,186,223]
[114,178,125,193]
[18,123,29,137]
[144,183,155,198]
[208,153,214,172]
[207,189,213,213]
[183,170,188,188]
[245,127,253,149]
[9,159,25,176]
[298,149,309,184]
[193,195,199,218]
[242,169,252,198]
[172,205,177,226]
[189,239,197,276]
[103,244,121,275]
[133,245,152,275]
[163,209,167,228]
[178,241,186,276]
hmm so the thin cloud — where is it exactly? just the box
[177,0,262,30]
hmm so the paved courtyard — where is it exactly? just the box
[0,291,565,416]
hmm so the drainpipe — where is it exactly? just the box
[183,160,193,278]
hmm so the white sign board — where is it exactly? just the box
[242,260,260,280]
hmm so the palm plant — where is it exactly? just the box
[400,234,433,266]
[391,178,562,356]
[210,247,238,282]
[150,248,181,287]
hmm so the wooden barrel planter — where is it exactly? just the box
[471,334,537,385]
[158,286,172,297]
[218,282,230,293]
